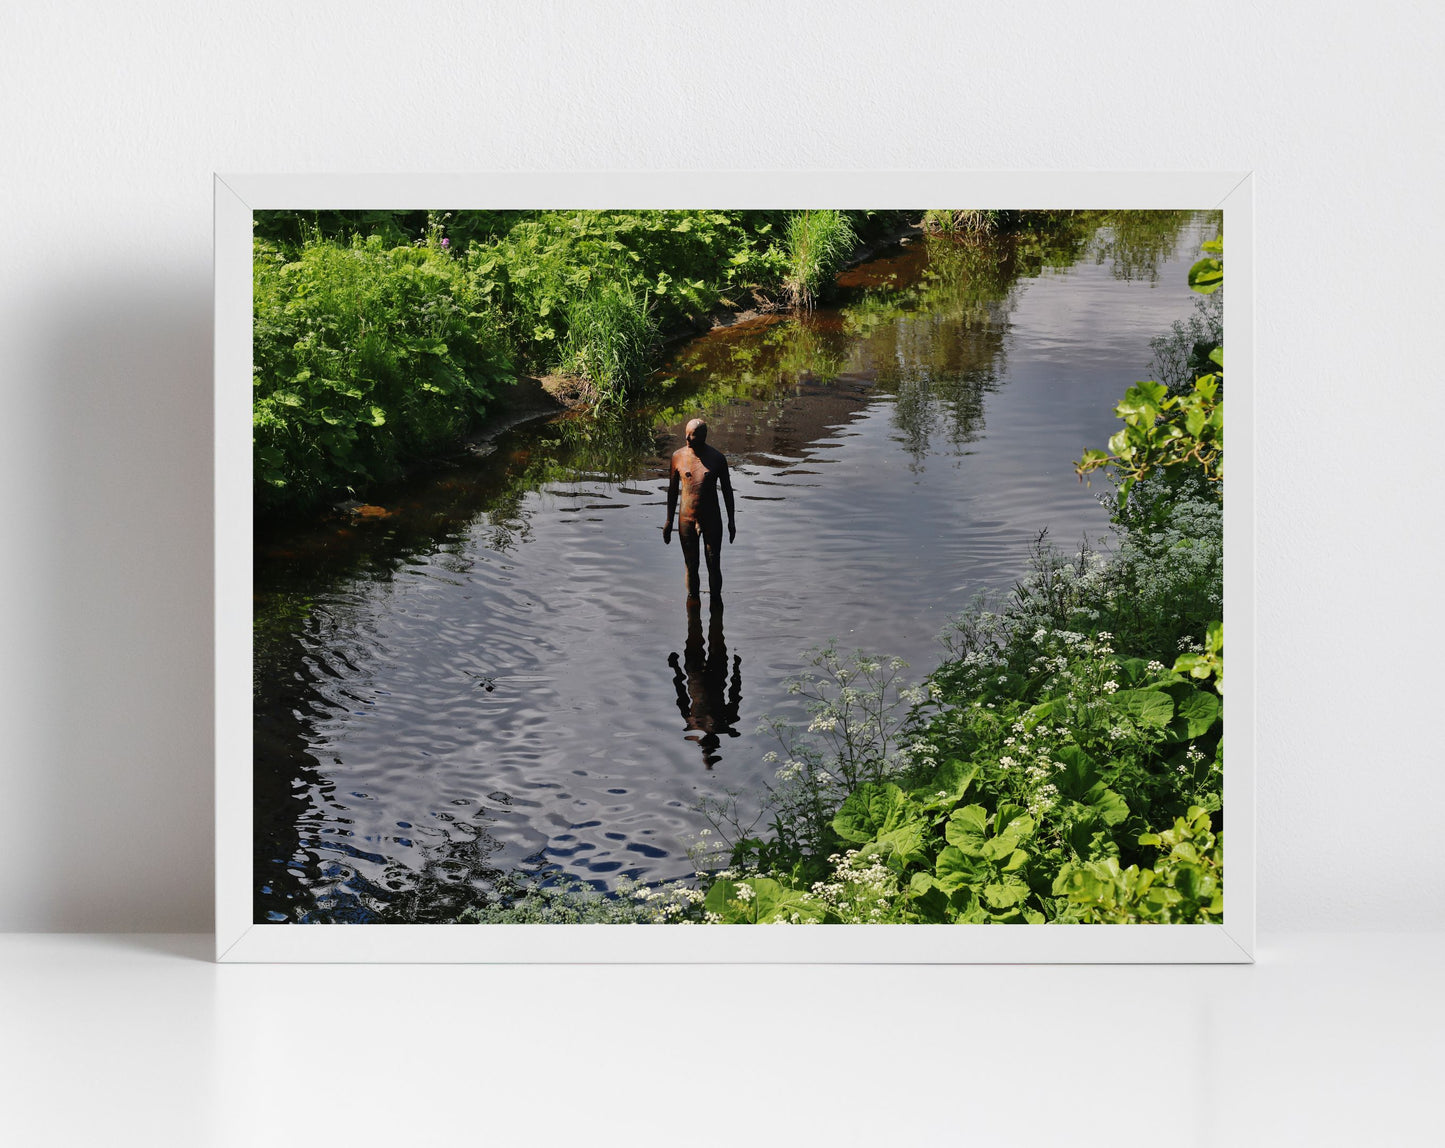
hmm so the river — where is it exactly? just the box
[253,211,1218,922]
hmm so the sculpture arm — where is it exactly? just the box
[664,459,679,543]
[720,456,736,542]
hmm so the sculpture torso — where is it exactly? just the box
[672,444,724,526]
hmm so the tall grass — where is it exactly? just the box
[558,277,659,407]
[781,209,858,309]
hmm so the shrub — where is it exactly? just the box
[702,624,1223,925]
[465,209,791,374]
[253,233,512,514]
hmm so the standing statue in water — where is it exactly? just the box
[663,418,736,603]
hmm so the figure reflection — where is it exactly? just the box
[668,598,743,769]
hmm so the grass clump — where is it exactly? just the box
[781,209,859,309]
[920,209,1010,238]
[557,277,659,407]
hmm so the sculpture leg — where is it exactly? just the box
[702,521,723,598]
[679,520,701,601]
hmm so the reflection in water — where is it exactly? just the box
[668,599,743,769]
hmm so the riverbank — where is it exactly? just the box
[254,208,1145,521]
[253,208,921,518]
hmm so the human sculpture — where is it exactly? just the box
[662,418,736,602]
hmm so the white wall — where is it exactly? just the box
[2,0,1440,933]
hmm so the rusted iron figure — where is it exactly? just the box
[663,418,736,602]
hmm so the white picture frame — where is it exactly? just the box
[216,171,1254,963]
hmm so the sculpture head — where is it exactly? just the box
[685,418,708,448]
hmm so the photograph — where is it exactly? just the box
[250,204,1226,928]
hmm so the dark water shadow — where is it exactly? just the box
[668,599,743,769]
[23,271,214,931]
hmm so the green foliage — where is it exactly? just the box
[1076,234,1225,506]
[1056,806,1222,923]
[781,209,858,309]
[465,209,790,375]
[254,209,799,513]
[1174,620,1224,693]
[253,233,512,514]
[1187,237,1224,294]
[1076,374,1224,508]
[701,626,1223,925]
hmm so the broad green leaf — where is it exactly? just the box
[936,845,986,893]
[944,805,989,854]
[833,782,913,844]
[1053,745,1097,799]
[749,877,823,923]
[995,802,1026,830]
[1022,699,1056,731]
[982,882,1032,910]
[1188,256,1223,294]
[998,813,1035,841]
[1111,688,1174,728]
[907,873,952,922]
[704,879,746,921]
[867,821,928,870]
[917,761,976,810]
[1118,657,1150,684]
[1165,686,1221,741]
[1085,785,1129,827]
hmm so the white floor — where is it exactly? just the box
[2,932,1440,1147]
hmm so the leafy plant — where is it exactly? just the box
[1076,372,1224,507]
[1174,620,1224,692]
[252,233,512,514]
[1076,235,1225,506]
[1055,806,1222,923]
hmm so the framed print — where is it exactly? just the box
[216,172,1253,962]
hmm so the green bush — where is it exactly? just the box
[253,233,512,514]
[699,615,1222,925]
[465,209,791,376]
